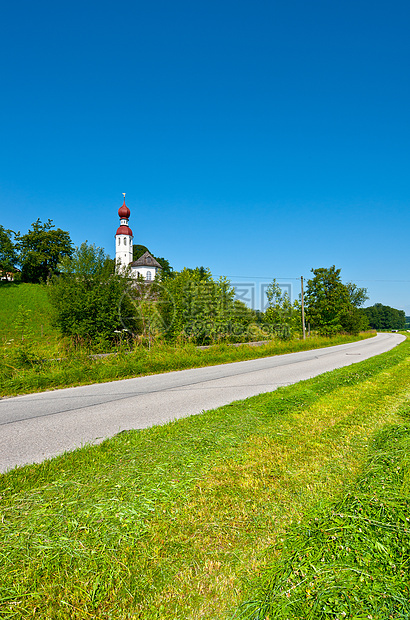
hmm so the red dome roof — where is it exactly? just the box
[116,225,133,236]
[118,199,130,219]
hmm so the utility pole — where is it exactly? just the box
[301,276,306,340]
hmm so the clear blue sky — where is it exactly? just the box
[1,0,409,313]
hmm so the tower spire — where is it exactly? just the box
[115,194,133,270]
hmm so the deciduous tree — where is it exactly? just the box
[265,279,301,339]
[49,242,136,345]
[305,266,368,335]
[363,303,405,330]
[16,219,73,283]
[0,225,18,279]
[159,267,255,344]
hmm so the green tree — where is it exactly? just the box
[0,225,19,279]
[363,303,405,330]
[16,219,73,283]
[118,275,165,342]
[346,282,369,307]
[265,280,301,339]
[133,245,149,260]
[49,242,136,345]
[159,267,253,344]
[305,266,368,335]
[339,305,369,334]
[155,256,174,279]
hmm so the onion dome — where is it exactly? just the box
[116,224,133,236]
[118,199,130,219]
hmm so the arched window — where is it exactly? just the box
[146,271,152,281]
[123,237,127,245]
[118,238,120,246]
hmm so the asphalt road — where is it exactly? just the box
[0,333,404,473]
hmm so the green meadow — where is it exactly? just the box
[1,336,409,619]
[0,282,59,347]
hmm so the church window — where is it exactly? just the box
[118,238,120,246]
[146,271,152,281]
[123,237,127,245]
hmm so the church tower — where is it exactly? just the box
[115,194,133,269]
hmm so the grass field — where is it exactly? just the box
[1,336,409,619]
[0,282,59,350]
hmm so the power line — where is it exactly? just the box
[214,274,301,281]
[215,274,410,284]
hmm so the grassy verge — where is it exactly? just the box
[0,332,374,397]
[237,424,410,619]
[0,338,409,619]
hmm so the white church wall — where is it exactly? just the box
[131,266,158,281]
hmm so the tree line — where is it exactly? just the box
[1,220,405,347]
[48,255,374,347]
[362,303,406,330]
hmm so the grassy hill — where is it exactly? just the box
[0,282,59,347]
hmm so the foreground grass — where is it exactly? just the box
[237,423,410,619]
[1,338,409,619]
[0,332,373,397]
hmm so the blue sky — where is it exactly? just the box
[1,0,409,312]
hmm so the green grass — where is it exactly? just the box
[1,337,409,619]
[237,424,410,620]
[0,332,374,397]
[0,282,59,350]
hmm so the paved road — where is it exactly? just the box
[0,333,404,473]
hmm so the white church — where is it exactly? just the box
[115,196,162,281]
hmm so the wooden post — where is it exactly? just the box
[301,276,306,340]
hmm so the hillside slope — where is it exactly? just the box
[0,283,58,346]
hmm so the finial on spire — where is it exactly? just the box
[118,194,131,219]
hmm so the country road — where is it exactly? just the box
[0,332,405,473]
